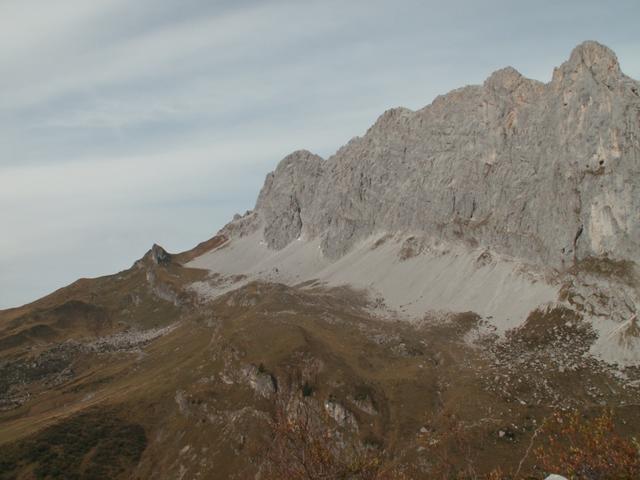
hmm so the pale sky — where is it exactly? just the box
[1,0,639,309]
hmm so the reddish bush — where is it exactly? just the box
[535,410,640,480]
[263,393,404,480]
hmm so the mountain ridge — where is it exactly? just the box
[234,40,639,269]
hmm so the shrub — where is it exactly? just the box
[535,409,640,480]
[263,391,404,480]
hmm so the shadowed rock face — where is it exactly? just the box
[254,41,640,268]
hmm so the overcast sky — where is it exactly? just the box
[1,0,639,309]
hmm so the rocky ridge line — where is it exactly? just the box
[247,41,640,270]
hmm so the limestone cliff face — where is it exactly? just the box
[255,150,324,249]
[254,42,640,268]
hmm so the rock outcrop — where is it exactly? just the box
[256,150,324,249]
[251,41,640,269]
[150,244,171,265]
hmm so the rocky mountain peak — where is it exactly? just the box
[484,66,523,90]
[246,41,640,270]
[270,149,324,172]
[552,40,622,88]
[368,107,415,132]
[484,66,544,103]
[568,40,620,71]
[150,244,171,265]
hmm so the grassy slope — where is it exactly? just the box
[1,249,639,478]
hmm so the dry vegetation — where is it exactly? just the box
[534,410,640,480]
[0,409,146,480]
[263,391,404,480]
[265,402,640,480]
[1,252,639,479]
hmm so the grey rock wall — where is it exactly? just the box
[255,150,324,249]
[253,42,640,269]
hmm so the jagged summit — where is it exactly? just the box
[150,244,171,265]
[558,40,621,76]
[245,41,639,268]
[484,66,524,89]
[552,41,624,92]
[135,243,172,267]
[573,40,619,66]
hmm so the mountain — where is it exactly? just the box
[1,41,639,479]
[253,41,639,266]
[189,40,640,364]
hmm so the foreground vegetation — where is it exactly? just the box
[264,398,640,480]
[0,409,146,480]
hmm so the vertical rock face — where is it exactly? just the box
[255,150,324,249]
[251,41,640,269]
